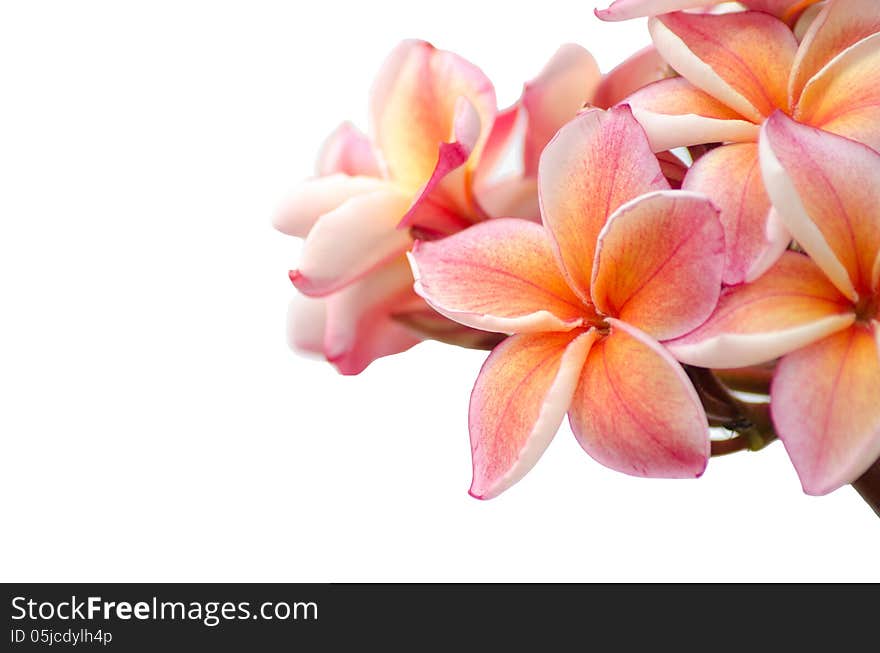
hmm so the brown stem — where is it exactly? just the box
[710,436,752,457]
[686,366,777,455]
[740,400,774,436]
[714,363,776,396]
[391,311,505,351]
[689,369,879,519]
[687,142,722,164]
[852,458,880,518]
[686,366,741,423]
[709,404,776,457]
[710,422,777,457]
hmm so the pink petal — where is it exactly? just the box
[682,142,789,285]
[473,105,520,187]
[409,218,587,334]
[789,0,880,104]
[625,78,759,152]
[398,96,485,229]
[595,0,821,23]
[595,0,710,22]
[369,40,496,193]
[521,44,602,177]
[649,12,799,122]
[538,106,669,301]
[315,122,381,178]
[290,187,412,296]
[326,318,420,376]
[793,3,825,42]
[323,257,422,375]
[760,112,880,300]
[399,198,476,240]
[569,319,709,478]
[772,324,880,495]
[668,251,856,368]
[745,1,822,22]
[273,174,389,238]
[469,330,598,499]
[286,294,327,356]
[591,190,724,341]
[874,253,880,299]
[475,176,540,221]
[794,32,880,153]
[656,150,688,189]
[593,46,675,109]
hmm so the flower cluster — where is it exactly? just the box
[276,0,880,504]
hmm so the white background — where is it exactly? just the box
[2,0,877,582]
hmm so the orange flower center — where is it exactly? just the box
[582,302,611,333]
[856,292,879,324]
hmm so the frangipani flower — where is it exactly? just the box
[275,40,500,373]
[409,107,724,498]
[281,123,421,374]
[595,0,822,23]
[669,112,880,495]
[623,0,880,285]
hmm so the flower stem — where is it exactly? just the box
[714,363,776,395]
[688,368,880,519]
[686,367,777,454]
[708,406,776,457]
[853,458,880,518]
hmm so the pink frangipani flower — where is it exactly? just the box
[409,106,725,498]
[622,0,880,286]
[274,40,498,374]
[669,112,880,495]
[280,122,423,374]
